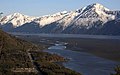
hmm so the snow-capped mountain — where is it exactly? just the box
[0,13,36,27]
[0,3,120,35]
[34,11,69,27]
[57,3,116,28]
[0,11,69,27]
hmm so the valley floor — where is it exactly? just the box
[17,35,120,62]
[63,38,120,62]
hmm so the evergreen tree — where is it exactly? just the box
[111,65,120,75]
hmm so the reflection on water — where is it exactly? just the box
[45,44,120,75]
[48,44,66,50]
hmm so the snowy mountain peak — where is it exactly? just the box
[55,11,68,15]
[91,3,110,11]
[11,13,24,16]
[74,3,115,21]
[92,3,103,6]
[7,13,33,19]
[34,11,69,26]
[77,3,110,13]
[0,13,36,27]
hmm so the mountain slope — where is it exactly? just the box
[96,19,120,35]
[0,3,120,35]
[0,29,39,75]
[0,29,31,50]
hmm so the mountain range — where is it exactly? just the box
[0,3,120,35]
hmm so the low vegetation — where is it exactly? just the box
[111,66,120,75]
[0,29,39,75]
[31,51,81,75]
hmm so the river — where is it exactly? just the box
[44,43,120,75]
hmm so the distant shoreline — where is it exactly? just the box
[9,32,120,40]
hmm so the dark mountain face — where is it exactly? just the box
[96,20,120,35]
[11,22,41,33]
[2,19,120,35]
[40,22,65,33]
[0,23,14,32]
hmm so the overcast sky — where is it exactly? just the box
[0,0,120,16]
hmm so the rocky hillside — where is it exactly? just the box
[0,29,38,75]
[0,29,35,51]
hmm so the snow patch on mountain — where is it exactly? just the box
[34,11,69,27]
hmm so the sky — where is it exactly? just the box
[0,0,120,16]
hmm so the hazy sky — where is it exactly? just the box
[0,0,120,16]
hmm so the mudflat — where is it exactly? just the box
[59,38,120,62]
[17,34,120,62]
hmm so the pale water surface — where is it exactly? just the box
[45,44,120,75]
